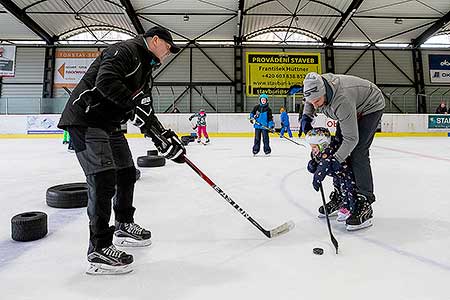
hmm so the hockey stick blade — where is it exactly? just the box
[269,220,295,238]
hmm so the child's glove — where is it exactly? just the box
[312,156,342,191]
[307,159,318,173]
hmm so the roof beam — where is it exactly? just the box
[324,0,365,45]
[0,0,54,44]
[236,0,245,44]
[412,10,450,48]
[119,0,144,34]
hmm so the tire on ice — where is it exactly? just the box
[136,155,166,168]
[46,183,88,208]
[11,211,48,242]
[147,150,158,156]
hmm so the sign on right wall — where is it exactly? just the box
[429,54,450,84]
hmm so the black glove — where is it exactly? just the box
[143,117,186,163]
[312,156,342,191]
[188,116,193,121]
[249,118,255,124]
[307,159,318,174]
[130,92,154,129]
[154,129,186,163]
[300,114,313,135]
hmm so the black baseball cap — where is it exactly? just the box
[144,26,180,54]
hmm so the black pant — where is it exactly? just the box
[68,126,136,251]
[253,128,271,154]
[335,110,383,202]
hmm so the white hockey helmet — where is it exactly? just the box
[305,127,331,152]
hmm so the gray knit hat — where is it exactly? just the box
[303,72,325,102]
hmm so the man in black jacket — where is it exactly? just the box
[58,26,186,275]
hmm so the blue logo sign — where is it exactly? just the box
[428,115,450,129]
[429,55,450,70]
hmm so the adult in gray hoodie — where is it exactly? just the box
[300,72,385,231]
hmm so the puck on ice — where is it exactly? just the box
[313,247,324,255]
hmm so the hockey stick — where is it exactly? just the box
[183,155,295,238]
[250,119,306,148]
[319,184,339,254]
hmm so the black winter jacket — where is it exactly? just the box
[435,105,448,114]
[58,35,159,131]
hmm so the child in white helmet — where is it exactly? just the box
[305,127,355,225]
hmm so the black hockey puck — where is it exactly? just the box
[313,247,324,255]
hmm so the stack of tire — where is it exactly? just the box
[181,133,197,146]
[136,150,166,168]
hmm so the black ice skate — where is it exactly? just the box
[113,222,152,247]
[318,188,342,218]
[86,245,133,275]
[346,194,373,231]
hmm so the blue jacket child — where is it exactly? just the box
[249,94,274,155]
[279,107,293,138]
[305,127,356,222]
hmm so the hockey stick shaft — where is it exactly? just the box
[252,119,305,148]
[319,184,339,254]
[184,156,293,238]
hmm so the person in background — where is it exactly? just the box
[189,109,209,143]
[279,107,293,138]
[297,99,307,137]
[62,130,75,153]
[435,101,448,114]
[249,93,274,156]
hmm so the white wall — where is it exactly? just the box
[1,113,449,135]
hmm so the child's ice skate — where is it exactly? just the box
[336,207,351,222]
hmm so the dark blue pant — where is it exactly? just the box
[280,125,293,137]
[253,128,271,154]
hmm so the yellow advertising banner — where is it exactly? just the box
[246,52,321,96]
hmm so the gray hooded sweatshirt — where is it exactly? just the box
[303,73,385,163]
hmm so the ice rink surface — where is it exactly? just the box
[1,136,449,300]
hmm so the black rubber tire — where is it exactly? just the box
[181,136,191,146]
[147,150,159,156]
[137,155,166,168]
[135,168,141,181]
[46,183,88,208]
[11,211,48,242]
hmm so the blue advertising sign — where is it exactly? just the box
[428,115,450,129]
[429,54,450,83]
